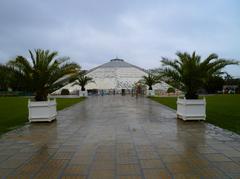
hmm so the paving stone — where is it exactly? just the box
[143,168,171,179]
[157,148,178,155]
[14,163,43,175]
[117,154,138,164]
[222,149,240,157]
[140,159,164,168]
[172,173,201,179]
[53,152,75,159]
[161,154,184,163]
[95,152,115,160]
[213,161,240,173]
[88,169,115,179]
[185,158,211,168]
[48,159,69,167]
[204,153,232,162]
[0,96,239,178]
[34,167,62,179]
[64,164,89,175]
[117,164,141,175]
[230,157,240,164]
[118,176,143,179]
[69,156,93,165]
[0,154,11,162]
[0,168,14,178]
[136,145,155,152]
[195,166,229,178]
[6,175,32,179]
[92,161,115,170]
[61,176,86,179]
[137,151,159,159]
[166,162,194,173]
[196,146,218,154]
[229,174,240,179]
[0,158,26,169]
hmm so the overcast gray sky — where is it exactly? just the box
[0,0,239,76]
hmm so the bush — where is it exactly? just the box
[167,87,175,93]
[61,89,70,95]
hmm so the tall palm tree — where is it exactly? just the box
[73,72,94,91]
[161,51,238,99]
[141,73,161,90]
[8,49,80,101]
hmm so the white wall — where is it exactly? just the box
[86,67,147,90]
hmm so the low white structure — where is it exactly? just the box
[147,90,155,96]
[52,58,171,95]
[28,99,57,122]
[79,91,88,97]
[177,98,206,121]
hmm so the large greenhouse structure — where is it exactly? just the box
[52,58,171,95]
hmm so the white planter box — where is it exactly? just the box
[28,99,57,122]
[147,90,155,96]
[79,91,88,97]
[177,98,206,121]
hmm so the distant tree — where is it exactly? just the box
[224,74,240,86]
[204,75,225,94]
[223,75,240,94]
[72,71,94,91]
[0,64,24,91]
[141,73,161,90]
[0,64,10,91]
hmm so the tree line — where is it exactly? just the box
[0,49,239,98]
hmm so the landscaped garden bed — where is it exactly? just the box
[149,94,240,134]
[0,97,85,135]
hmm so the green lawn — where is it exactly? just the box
[150,95,240,134]
[0,97,85,135]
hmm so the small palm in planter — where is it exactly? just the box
[72,71,94,97]
[161,51,237,120]
[8,49,80,122]
[141,73,161,96]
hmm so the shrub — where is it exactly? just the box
[61,89,70,95]
[167,87,175,93]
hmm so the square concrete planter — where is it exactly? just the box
[79,90,88,97]
[177,97,206,121]
[147,90,155,96]
[28,98,57,122]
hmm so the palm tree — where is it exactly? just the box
[73,72,94,91]
[8,49,80,101]
[161,51,238,99]
[141,73,161,90]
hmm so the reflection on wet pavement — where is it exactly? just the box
[0,96,240,178]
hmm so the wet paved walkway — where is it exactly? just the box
[0,96,240,179]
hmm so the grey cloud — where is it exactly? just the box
[0,0,239,76]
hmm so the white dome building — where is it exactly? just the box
[53,58,171,95]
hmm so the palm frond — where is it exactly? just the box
[8,49,80,101]
[160,51,238,99]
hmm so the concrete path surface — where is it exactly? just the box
[0,96,240,178]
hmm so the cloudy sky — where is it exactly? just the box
[0,0,239,76]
